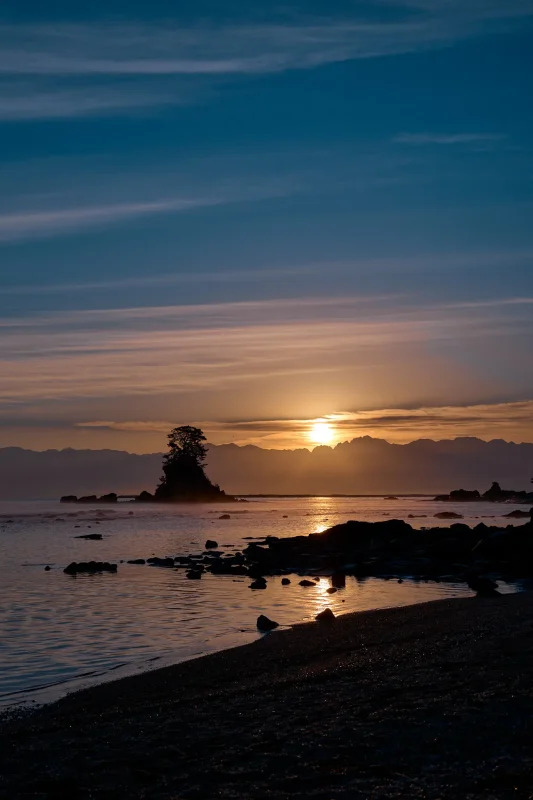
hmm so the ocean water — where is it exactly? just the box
[0,496,526,708]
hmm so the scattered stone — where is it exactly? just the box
[503,509,531,519]
[249,577,267,590]
[257,615,279,631]
[434,512,464,519]
[281,578,291,585]
[146,557,175,568]
[219,514,231,520]
[186,570,202,580]
[331,572,346,589]
[467,575,500,597]
[63,561,117,575]
[74,533,103,540]
[299,579,317,587]
[44,566,51,571]
[127,559,146,565]
[205,540,218,549]
[326,587,337,594]
[316,608,336,623]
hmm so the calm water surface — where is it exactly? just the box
[0,496,526,707]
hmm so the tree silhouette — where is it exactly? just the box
[154,425,226,501]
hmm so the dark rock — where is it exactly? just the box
[219,514,231,520]
[434,512,464,519]
[97,493,117,503]
[78,495,98,504]
[249,577,267,590]
[326,587,337,594]
[127,559,146,565]
[74,533,103,540]
[147,557,175,568]
[44,565,51,571]
[136,491,154,502]
[316,608,336,623]
[331,572,346,588]
[205,540,218,548]
[60,495,77,503]
[468,576,500,596]
[257,615,279,631]
[299,579,317,587]
[186,570,202,579]
[63,561,117,575]
[503,509,531,519]
[281,578,291,585]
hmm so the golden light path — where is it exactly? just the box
[309,421,335,445]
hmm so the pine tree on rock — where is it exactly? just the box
[155,426,228,501]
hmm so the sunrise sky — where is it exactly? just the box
[1,1,533,452]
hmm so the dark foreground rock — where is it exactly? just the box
[256,614,279,631]
[2,594,533,799]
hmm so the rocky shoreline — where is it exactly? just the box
[1,592,533,798]
[62,512,533,591]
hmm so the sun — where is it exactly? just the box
[309,421,334,446]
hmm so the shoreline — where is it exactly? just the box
[2,592,533,798]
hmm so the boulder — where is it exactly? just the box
[147,556,175,568]
[434,512,464,519]
[503,510,531,519]
[326,587,337,594]
[331,572,346,588]
[74,533,103,540]
[281,578,291,585]
[60,495,77,503]
[299,579,317,587]
[136,491,154,502]
[257,615,279,631]
[63,561,117,575]
[219,514,231,520]
[249,577,267,590]
[186,570,202,580]
[44,565,51,571]
[316,608,336,623]
[205,540,219,549]
[127,559,146,565]
[467,575,500,597]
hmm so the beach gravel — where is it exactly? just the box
[1,593,533,798]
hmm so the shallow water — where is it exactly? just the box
[0,496,527,707]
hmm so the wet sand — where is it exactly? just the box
[1,592,533,799]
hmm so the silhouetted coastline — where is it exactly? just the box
[435,481,533,504]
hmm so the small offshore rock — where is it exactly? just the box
[331,572,346,589]
[44,565,51,571]
[434,511,464,519]
[316,608,336,623]
[186,570,202,580]
[63,561,117,575]
[299,579,317,587]
[205,540,218,549]
[127,559,146,565]
[74,533,103,540]
[281,578,291,585]
[219,514,231,520]
[257,615,279,632]
[249,578,267,590]
[326,587,337,594]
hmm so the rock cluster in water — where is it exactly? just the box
[435,481,533,504]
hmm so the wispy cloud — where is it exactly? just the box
[0,1,531,118]
[0,83,182,120]
[393,132,506,145]
[74,399,533,446]
[0,182,292,243]
[0,295,531,405]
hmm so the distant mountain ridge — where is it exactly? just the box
[0,437,532,500]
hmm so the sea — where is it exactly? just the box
[0,496,528,709]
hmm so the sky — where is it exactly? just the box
[1,0,533,452]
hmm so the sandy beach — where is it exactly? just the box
[1,592,532,799]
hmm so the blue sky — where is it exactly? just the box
[1,1,533,451]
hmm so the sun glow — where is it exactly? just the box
[309,421,335,446]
